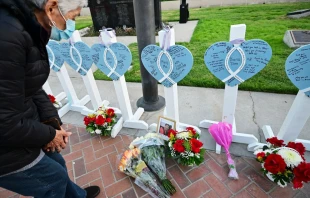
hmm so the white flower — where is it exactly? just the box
[168,141,172,148]
[107,126,112,131]
[176,132,189,140]
[53,102,62,109]
[95,129,102,135]
[278,149,303,168]
[90,131,95,134]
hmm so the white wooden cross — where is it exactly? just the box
[68,30,123,137]
[149,28,201,134]
[248,91,310,151]
[100,29,148,130]
[199,24,258,153]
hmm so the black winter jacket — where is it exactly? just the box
[0,0,62,176]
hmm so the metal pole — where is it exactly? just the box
[133,0,165,111]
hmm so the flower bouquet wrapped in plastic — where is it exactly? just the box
[130,133,176,195]
[118,148,170,198]
[209,122,239,180]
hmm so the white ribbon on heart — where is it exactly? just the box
[221,46,246,83]
[157,51,176,85]
[99,28,121,78]
[46,45,61,71]
[157,26,176,85]
[69,44,88,74]
[103,47,121,78]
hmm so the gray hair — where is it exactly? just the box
[27,0,88,14]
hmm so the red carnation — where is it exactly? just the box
[266,137,285,147]
[106,109,115,117]
[95,115,106,125]
[293,162,310,183]
[173,139,185,153]
[256,152,266,162]
[106,118,112,123]
[287,142,306,157]
[48,94,56,103]
[168,129,177,138]
[84,116,90,126]
[190,139,203,153]
[186,127,196,135]
[292,178,303,189]
[264,154,286,174]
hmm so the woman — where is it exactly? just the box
[0,0,100,197]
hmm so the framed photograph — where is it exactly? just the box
[157,116,176,136]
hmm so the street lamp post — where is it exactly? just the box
[133,0,165,111]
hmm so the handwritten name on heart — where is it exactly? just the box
[92,43,132,81]
[60,42,94,76]
[285,44,310,97]
[141,45,193,88]
[204,39,272,87]
[46,40,64,72]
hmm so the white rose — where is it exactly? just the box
[95,129,102,134]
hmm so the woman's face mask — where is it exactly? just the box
[50,7,75,41]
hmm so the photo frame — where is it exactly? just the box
[157,116,176,136]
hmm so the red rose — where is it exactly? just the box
[48,94,56,103]
[287,142,306,156]
[264,154,286,174]
[190,139,203,153]
[256,152,266,162]
[292,178,303,189]
[266,137,285,147]
[173,139,185,153]
[293,162,310,183]
[186,127,196,135]
[106,118,112,123]
[106,109,115,117]
[95,115,106,125]
[83,116,90,126]
[168,129,177,138]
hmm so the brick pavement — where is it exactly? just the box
[0,124,309,198]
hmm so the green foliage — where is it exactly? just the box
[183,140,191,152]
[90,2,310,94]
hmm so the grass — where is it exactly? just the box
[77,2,310,94]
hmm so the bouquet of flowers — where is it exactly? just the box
[254,137,310,189]
[48,94,62,109]
[83,106,117,136]
[167,127,205,166]
[118,148,170,198]
[130,133,176,195]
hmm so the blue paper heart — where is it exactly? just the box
[92,43,132,81]
[204,39,272,87]
[285,44,310,97]
[60,42,94,76]
[141,45,193,87]
[46,40,64,72]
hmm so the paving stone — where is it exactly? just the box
[204,173,232,198]
[183,179,210,198]
[3,125,307,198]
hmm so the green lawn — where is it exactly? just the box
[78,3,310,94]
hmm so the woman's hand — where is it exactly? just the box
[44,128,72,153]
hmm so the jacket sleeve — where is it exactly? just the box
[0,26,56,148]
[32,88,63,125]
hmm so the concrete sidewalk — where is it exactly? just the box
[79,0,309,15]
